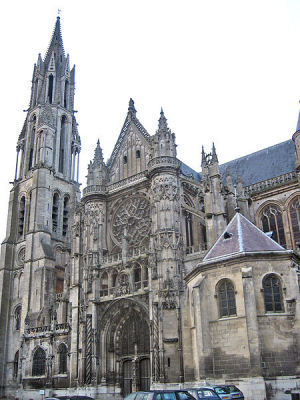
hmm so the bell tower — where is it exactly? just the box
[0,17,81,394]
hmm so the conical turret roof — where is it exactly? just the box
[203,212,285,262]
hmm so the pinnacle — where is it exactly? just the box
[158,107,168,131]
[211,142,218,163]
[128,98,137,116]
[94,139,103,163]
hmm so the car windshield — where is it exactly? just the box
[197,390,216,398]
[226,386,239,393]
[214,387,230,394]
[176,392,195,400]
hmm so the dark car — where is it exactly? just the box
[205,387,231,400]
[221,385,244,400]
[187,387,221,399]
[125,390,197,400]
[46,396,94,400]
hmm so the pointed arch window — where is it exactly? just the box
[52,193,60,233]
[13,350,19,379]
[261,205,286,247]
[59,116,67,173]
[100,272,108,297]
[18,196,26,238]
[217,279,236,318]
[64,80,69,108]
[62,196,69,236]
[185,211,194,254]
[263,274,284,313]
[32,347,46,376]
[15,305,22,331]
[48,74,54,104]
[134,264,142,290]
[289,197,300,249]
[58,343,68,374]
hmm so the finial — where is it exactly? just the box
[57,9,61,17]
[128,98,137,116]
[234,185,240,213]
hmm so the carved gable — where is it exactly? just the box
[108,120,151,183]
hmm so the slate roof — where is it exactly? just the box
[181,162,201,181]
[219,140,295,186]
[180,139,295,187]
[203,212,285,263]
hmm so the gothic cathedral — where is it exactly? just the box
[1,17,300,400]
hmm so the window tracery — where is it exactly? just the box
[58,343,68,374]
[32,347,46,376]
[289,197,300,249]
[261,204,286,247]
[112,197,151,246]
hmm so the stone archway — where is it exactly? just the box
[99,298,150,394]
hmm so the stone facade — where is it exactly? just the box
[1,17,300,400]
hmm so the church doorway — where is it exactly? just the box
[119,308,150,395]
[121,358,150,396]
[100,299,150,394]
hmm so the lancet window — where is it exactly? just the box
[100,272,108,297]
[52,193,59,233]
[263,274,284,313]
[217,279,236,318]
[15,305,22,331]
[58,343,68,374]
[13,351,19,379]
[185,211,193,254]
[64,80,69,108]
[62,196,69,236]
[289,197,300,249]
[48,74,54,104]
[59,116,67,174]
[18,196,25,238]
[32,347,46,376]
[134,265,142,290]
[261,204,286,247]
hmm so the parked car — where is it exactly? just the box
[221,385,244,400]
[187,387,221,399]
[205,386,231,400]
[46,396,94,400]
[125,390,197,400]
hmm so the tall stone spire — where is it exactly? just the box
[44,16,65,67]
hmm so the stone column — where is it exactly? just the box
[241,266,262,375]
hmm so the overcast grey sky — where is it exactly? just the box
[1,0,300,241]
